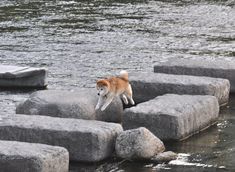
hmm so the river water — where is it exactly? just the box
[0,0,235,171]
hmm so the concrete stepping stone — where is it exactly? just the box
[16,88,123,123]
[0,140,69,172]
[154,59,235,92]
[129,72,230,106]
[0,115,123,162]
[0,65,47,88]
[123,94,219,141]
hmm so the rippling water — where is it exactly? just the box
[0,0,235,171]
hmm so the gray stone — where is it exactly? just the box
[115,127,165,159]
[154,59,235,92]
[0,65,47,88]
[0,140,69,172]
[0,114,123,162]
[16,88,123,123]
[123,94,219,141]
[151,151,177,163]
[129,72,230,106]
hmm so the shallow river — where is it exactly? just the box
[0,0,235,171]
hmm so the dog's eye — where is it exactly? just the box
[101,88,103,90]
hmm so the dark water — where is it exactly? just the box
[0,0,235,171]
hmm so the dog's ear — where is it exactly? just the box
[96,80,102,86]
[97,79,109,87]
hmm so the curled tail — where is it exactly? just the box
[120,70,128,81]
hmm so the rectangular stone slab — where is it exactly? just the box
[16,89,123,123]
[0,65,47,88]
[154,59,235,92]
[129,72,230,106]
[0,140,69,172]
[123,94,219,141]
[0,115,123,162]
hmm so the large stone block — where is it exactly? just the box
[0,140,69,172]
[129,72,230,106]
[16,88,123,123]
[123,94,219,141]
[0,115,123,162]
[154,59,235,92]
[0,65,47,88]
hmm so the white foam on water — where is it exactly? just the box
[168,153,226,169]
[58,1,77,5]
[144,164,153,168]
[153,164,171,170]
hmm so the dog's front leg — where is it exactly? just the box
[121,94,128,105]
[95,97,103,110]
[101,96,114,111]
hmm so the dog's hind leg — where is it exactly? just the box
[101,96,114,111]
[121,94,128,105]
[95,96,104,110]
[125,84,135,105]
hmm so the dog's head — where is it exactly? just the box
[96,79,110,96]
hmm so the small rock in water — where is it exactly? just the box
[151,151,178,163]
[115,127,165,160]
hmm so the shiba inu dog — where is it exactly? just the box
[95,70,135,111]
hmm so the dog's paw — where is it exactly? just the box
[130,99,135,105]
[95,105,100,110]
[124,101,128,105]
[123,99,128,105]
[101,106,106,111]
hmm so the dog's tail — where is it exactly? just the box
[120,70,128,81]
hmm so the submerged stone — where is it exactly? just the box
[151,151,178,163]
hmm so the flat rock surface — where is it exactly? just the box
[129,72,230,106]
[0,114,123,162]
[123,94,219,141]
[115,127,165,159]
[154,59,235,92]
[0,65,47,88]
[16,88,123,123]
[0,140,69,172]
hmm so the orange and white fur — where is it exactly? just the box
[95,70,135,111]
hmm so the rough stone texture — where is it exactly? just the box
[16,88,123,123]
[123,94,219,141]
[0,65,47,88]
[115,127,165,159]
[154,59,235,92]
[0,140,69,172]
[151,151,177,163]
[0,114,123,162]
[129,72,230,106]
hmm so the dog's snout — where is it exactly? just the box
[97,93,100,96]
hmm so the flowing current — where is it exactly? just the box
[0,0,235,171]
